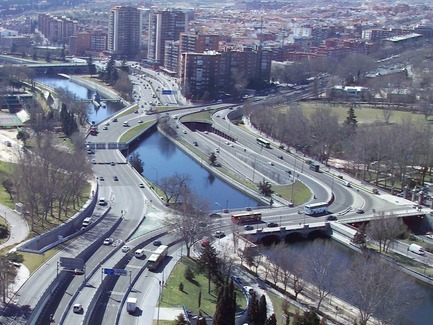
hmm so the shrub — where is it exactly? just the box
[184,266,195,281]
[179,282,184,291]
[0,224,9,239]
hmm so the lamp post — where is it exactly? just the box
[146,275,163,325]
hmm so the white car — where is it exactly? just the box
[103,238,114,245]
[122,245,131,253]
[73,304,83,314]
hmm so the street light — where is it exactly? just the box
[146,275,163,325]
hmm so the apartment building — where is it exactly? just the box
[148,9,188,65]
[38,14,78,43]
[108,6,142,58]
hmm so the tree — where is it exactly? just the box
[209,152,217,165]
[213,280,236,325]
[0,256,17,303]
[87,55,96,76]
[258,179,272,197]
[366,212,408,253]
[247,292,260,325]
[265,313,277,325]
[258,295,268,324]
[306,240,341,311]
[163,186,210,257]
[173,313,189,325]
[342,252,420,325]
[159,173,192,204]
[129,152,144,175]
[197,243,222,292]
[16,130,30,146]
[2,178,14,201]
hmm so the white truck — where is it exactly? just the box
[126,297,137,314]
[408,243,425,255]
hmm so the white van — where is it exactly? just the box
[134,249,145,258]
[98,197,107,206]
[123,121,129,127]
[409,243,425,255]
[82,217,92,228]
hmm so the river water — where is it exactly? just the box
[34,76,257,210]
[35,76,433,324]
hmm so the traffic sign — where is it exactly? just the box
[60,257,84,270]
[114,269,128,276]
[162,89,172,95]
[103,268,115,275]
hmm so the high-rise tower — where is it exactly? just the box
[108,6,142,58]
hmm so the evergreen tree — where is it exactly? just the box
[248,292,260,325]
[258,294,267,324]
[129,152,144,174]
[173,313,189,325]
[265,313,277,325]
[87,55,96,75]
[344,104,358,127]
[197,244,222,292]
[32,52,38,61]
[213,280,236,325]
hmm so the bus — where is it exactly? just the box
[147,245,168,271]
[309,162,320,172]
[304,202,328,215]
[231,212,262,224]
[256,138,271,148]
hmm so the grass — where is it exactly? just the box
[181,110,214,123]
[117,103,139,119]
[160,257,247,318]
[119,120,154,143]
[267,291,298,323]
[295,101,426,125]
[19,247,62,273]
[0,161,15,209]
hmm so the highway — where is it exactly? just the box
[5,64,416,325]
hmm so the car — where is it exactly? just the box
[138,119,143,123]
[73,304,83,314]
[111,162,115,166]
[193,141,198,146]
[123,121,129,127]
[245,207,252,211]
[112,117,118,122]
[99,176,105,181]
[426,231,433,239]
[103,238,114,245]
[268,161,274,166]
[104,122,110,126]
[103,126,108,130]
[244,225,254,231]
[278,155,284,160]
[73,268,85,275]
[121,245,131,253]
[231,275,242,284]
[182,130,187,134]
[267,222,279,228]
[243,286,255,295]
[134,110,139,114]
[209,213,221,218]
[214,231,225,238]
[86,149,93,154]
[91,159,96,164]
[223,209,229,213]
[139,183,145,188]
[153,240,162,246]
[326,215,338,221]
[356,208,364,214]
[113,176,119,181]
[134,249,146,258]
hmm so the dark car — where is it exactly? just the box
[326,215,338,221]
[113,176,119,181]
[267,222,279,228]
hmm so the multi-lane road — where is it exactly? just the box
[2,65,414,325]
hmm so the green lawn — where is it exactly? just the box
[181,110,214,123]
[119,121,154,142]
[0,161,14,209]
[296,101,425,125]
[160,257,247,318]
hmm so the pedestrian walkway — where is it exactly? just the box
[0,204,29,251]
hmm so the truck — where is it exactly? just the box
[408,243,425,255]
[126,297,137,314]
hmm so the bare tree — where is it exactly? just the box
[342,252,420,325]
[159,173,192,204]
[366,212,408,253]
[305,239,341,311]
[163,186,210,257]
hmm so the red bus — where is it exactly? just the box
[231,212,262,224]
